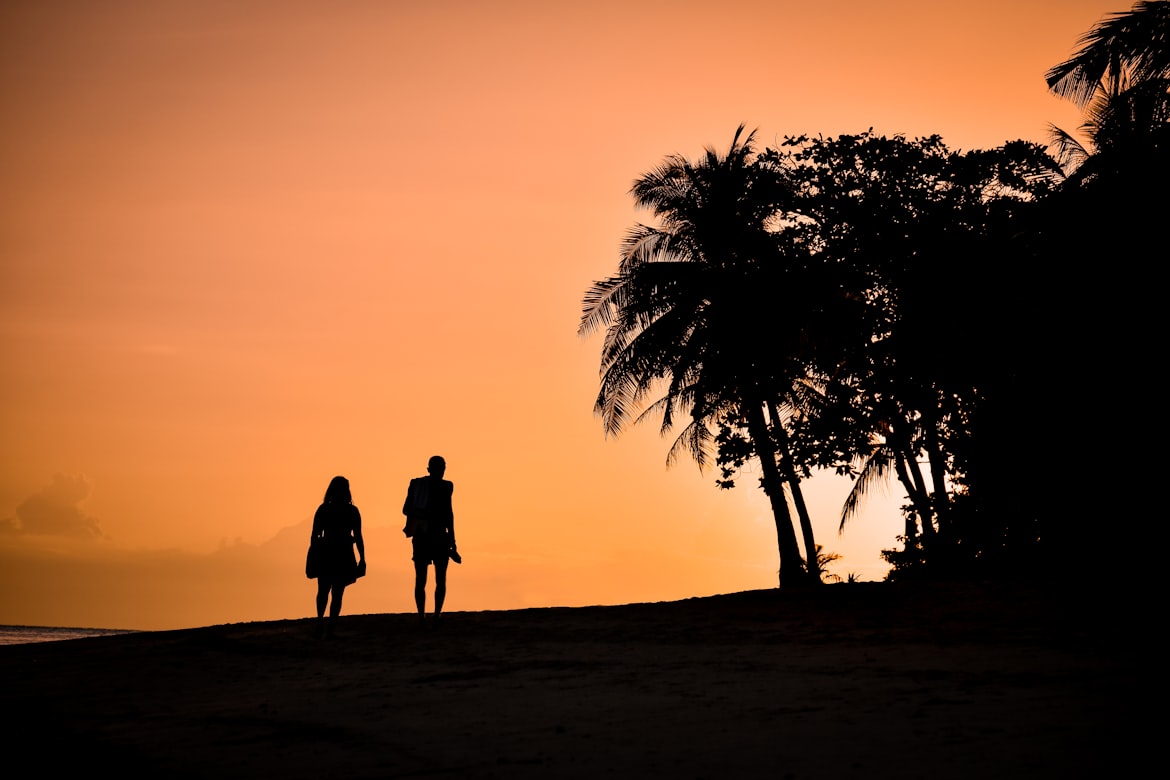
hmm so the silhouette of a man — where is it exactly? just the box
[402,455,459,626]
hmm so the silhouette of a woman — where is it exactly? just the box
[310,476,366,638]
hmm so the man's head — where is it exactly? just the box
[427,455,446,478]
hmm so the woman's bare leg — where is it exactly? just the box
[316,580,329,618]
[315,579,330,637]
[325,583,345,637]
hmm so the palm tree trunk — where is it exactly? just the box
[920,405,950,534]
[768,399,821,583]
[893,439,934,541]
[745,401,807,588]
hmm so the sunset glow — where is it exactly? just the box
[1,1,1111,629]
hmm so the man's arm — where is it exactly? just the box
[402,479,414,516]
[446,482,456,545]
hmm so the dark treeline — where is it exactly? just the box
[580,2,1168,588]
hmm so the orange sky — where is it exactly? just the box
[1,0,1111,629]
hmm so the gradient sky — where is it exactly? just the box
[1,0,1111,630]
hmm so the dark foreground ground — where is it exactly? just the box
[0,582,1141,779]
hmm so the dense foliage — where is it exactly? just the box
[580,2,1166,586]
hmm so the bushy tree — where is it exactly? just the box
[582,4,1165,585]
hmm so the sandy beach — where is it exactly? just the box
[1,582,1138,779]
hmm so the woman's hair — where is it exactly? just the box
[323,476,352,504]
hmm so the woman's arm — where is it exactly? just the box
[353,507,365,562]
[311,505,323,540]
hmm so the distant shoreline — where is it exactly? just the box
[0,625,138,646]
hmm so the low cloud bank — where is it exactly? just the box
[1,474,104,539]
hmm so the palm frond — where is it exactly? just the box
[578,276,627,337]
[664,416,716,470]
[839,445,893,532]
[1046,1,1170,107]
[1046,123,1090,173]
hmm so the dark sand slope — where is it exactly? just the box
[1,583,1138,779]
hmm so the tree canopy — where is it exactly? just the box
[580,2,1165,586]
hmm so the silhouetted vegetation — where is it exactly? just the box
[581,2,1166,587]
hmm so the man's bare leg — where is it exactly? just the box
[414,560,429,626]
[434,559,448,618]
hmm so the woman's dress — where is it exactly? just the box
[311,502,361,585]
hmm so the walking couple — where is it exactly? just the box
[307,455,460,637]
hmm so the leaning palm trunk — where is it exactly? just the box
[768,399,821,582]
[745,401,807,587]
[893,438,935,541]
[919,406,951,534]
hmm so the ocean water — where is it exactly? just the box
[0,626,138,646]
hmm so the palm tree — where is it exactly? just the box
[579,126,820,587]
[1046,2,1170,179]
[838,421,935,545]
[1045,1,1170,108]
[1034,5,1168,575]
